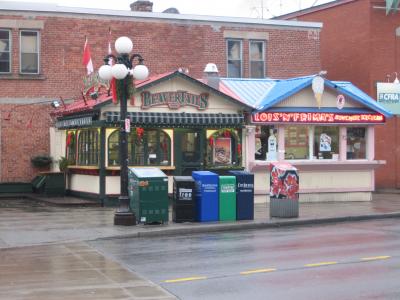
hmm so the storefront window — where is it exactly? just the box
[107,128,171,166]
[314,126,339,160]
[206,128,241,167]
[77,129,99,166]
[255,125,278,160]
[284,126,309,160]
[347,127,366,159]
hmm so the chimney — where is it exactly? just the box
[203,63,220,90]
[130,1,153,12]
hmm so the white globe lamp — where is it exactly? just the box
[111,64,129,80]
[132,64,149,80]
[115,36,133,54]
[98,64,113,81]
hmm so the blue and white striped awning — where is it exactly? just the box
[103,111,245,127]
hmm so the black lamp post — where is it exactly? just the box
[98,36,149,226]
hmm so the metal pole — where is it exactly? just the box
[114,75,136,226]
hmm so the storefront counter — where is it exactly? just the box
[249,159,385,202]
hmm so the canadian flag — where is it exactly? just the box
[82,37,94,75]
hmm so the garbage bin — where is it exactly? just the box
[228,170,254,220]
[192,171,219,222]
[173,176,196,222]
[128,167,169,224]
[270,162,299,218]
[219,176,236,221]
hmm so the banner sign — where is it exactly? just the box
[252,112,385,124]
[377,82,400,115]
[56,116,92,129]
[141,91,209,110]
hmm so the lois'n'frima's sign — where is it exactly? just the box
[141,91,209,110]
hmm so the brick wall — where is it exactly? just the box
[0,11,321,182]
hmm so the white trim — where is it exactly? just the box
[19,29,40,74]
[0,2,323,29]
[0,28,11,73]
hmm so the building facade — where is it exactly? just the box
[0,1,322,187]
[278,0,400,189]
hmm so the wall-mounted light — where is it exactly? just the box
[394,72,400,84]
[51,100,61,108]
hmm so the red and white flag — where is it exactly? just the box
[82,37,94,75]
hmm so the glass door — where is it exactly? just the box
[174,129,204,176]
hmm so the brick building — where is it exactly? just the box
[278,0,400,189]
[0,1,321,187]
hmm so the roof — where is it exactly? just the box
[51,93,112,117]
[220,76,393,118]
[275,0,356,20]
[0,1,322,29]
[54,70,252,117]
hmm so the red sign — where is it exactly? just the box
[252,112,385,124]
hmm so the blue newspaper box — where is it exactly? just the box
[192,171,219,222]
[228,170,254,220]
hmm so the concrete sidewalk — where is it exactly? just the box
[0,192,400,248]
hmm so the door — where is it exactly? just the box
[174,129,204,176]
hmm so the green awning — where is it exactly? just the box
[103,111,245,128]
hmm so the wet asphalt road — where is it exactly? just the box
[91,219,400,300]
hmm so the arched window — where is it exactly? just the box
[206,128,241,167]
[77,129,99,166]
[107,128,171,166]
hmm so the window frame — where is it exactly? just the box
[0,29,11,74]
[249,40,265,78]
[226,39,242,78]
[19,29,40,74]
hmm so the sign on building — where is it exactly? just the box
[377,82,400,115]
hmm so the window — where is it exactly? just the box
[108,129,171,166]
[314,126,339,160]
[255,125,278,160]
[347,127,366,159]
[0,30,10,73]
[77,129,99,166]
[227,39,242,78]
[284,126,309,160]
[249,41,265,78]
[206,128,241,167]
[20,30,39,74]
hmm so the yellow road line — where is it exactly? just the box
[305,261,337,267]
[240,268,277,275]
[164,276,207,283]
[361,256,391,261]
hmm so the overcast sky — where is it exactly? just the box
[7,0,334,18]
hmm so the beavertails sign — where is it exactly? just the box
[141,91,209,110]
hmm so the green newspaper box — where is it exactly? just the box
[128,167,169,224]
[219,176,236,221]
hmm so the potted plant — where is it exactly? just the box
[31,155,52,168]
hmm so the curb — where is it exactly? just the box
[95,212,400,241]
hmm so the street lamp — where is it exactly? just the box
[99,36,149,226]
